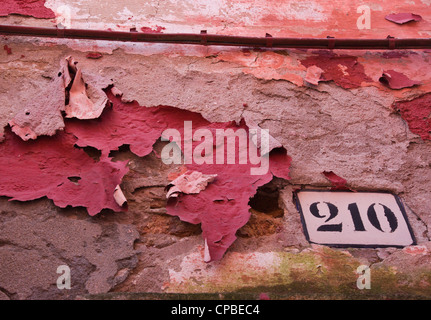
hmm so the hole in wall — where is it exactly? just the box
[109,144,132,159]
[74,145,102,161]
[237,178,285,238]
[248,179,284,217]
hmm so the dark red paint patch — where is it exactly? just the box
[379,70,420,90]
[140,26,166,33]
[86,52,103,59]
[300,51,372,89]
[3,45,12,55]
[0,129,128,216]
[0,0,55,19]
[3,44,12,55]
[385,13,422,24]
[322,171,349,190]
[392,93,431,140]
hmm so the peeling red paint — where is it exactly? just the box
[392,93,431,140]
[385,13,422,24]
[379,70,420,90]
[300,51,371,89]
[66,92,210,157]
[0,129,128,216]
[322,171,349,190]
[167,146,291,261]
[166,119,291,261]
[66,91,291,261]
[0,0,55,19]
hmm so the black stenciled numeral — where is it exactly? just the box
[347,202,366,231]
[310,201,399,233]
[309,202,342,232]
[367,203,398,233]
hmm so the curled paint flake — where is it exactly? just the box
[392,93,431,140]
[322,171,349,190]
[114,185,127,207]
[304,65,324,86]
[110,86,123,97]
[166,171,217,199]
[9,119,38,141]
[204,238,211,262]
[0,129,128,216]
[64,56,110,120]
[379,70,420,90]
[385,13,422,24]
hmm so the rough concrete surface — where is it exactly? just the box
[1,0,431,300]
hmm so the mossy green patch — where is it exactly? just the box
[164,247,431,299]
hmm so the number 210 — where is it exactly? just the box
[309,202,398,233]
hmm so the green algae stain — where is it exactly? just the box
[165,247,431,299]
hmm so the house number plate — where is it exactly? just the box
[295,191,416,247]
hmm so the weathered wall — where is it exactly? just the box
[1,0,431,300]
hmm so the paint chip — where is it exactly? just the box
[64,56,110,119]
[114,184,127,207]
[166,171,217,199]
[385,13,422,24]
[300,52,371,89]
[322,171,349,190]
[304,65,324,86]
[379,70,420,90]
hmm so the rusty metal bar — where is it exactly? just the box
[1,25,431,49]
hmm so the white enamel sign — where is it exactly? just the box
[296,191,416,247]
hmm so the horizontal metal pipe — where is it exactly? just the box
[1,25,431,49]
